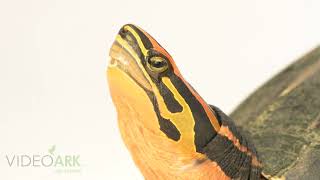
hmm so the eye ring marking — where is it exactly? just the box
[147,56,168,73]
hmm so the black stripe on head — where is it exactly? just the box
[158,82,183,113]
[145,90,181,141]
[159,116,181,141]
[125,24,153,50]
[168,75,217,152]
[122,69,181,141]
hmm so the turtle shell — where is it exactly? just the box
[231,46,320,179]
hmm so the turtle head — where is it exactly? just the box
[107,24,263,179]
[107,24,221,153]
[107,24,222,156]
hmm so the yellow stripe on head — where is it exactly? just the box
[122,25,149,57]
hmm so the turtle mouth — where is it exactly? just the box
[108,56,127,68]
[108,40,152,91]
[108,41,129,68]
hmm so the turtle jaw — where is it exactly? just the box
[108,39,152,92]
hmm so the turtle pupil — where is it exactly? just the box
[153,60,164,68]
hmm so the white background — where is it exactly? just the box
[1,0,320,179]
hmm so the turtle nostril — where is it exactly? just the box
[108,57,118,68]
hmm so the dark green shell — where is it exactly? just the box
[231,46,320,179]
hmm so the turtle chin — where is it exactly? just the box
[107,41,156,127]
[107,58,159,132]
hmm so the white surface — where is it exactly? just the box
[1,0,320,179]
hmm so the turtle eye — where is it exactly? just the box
[147,56,168,73]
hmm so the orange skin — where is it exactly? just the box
[108,66,230,180]
[103,23,268,179]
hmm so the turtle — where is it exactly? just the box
[107,24,320,180]
[231,45,320,180]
